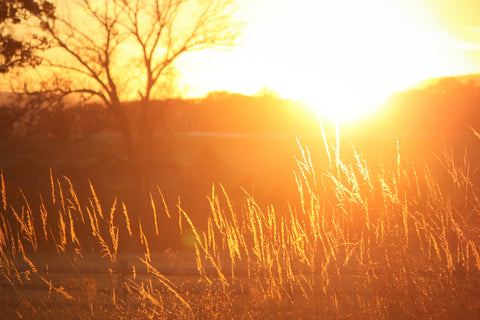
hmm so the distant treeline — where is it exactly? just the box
[2,77,480,143]
[0,91,320,143]
[124,91,320,134]
[371,76,480,136]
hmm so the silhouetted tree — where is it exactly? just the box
[0,0,56,150]
[20,0,241,242]
[0,0,55,73]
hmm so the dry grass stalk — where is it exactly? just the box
[1,133,480,318]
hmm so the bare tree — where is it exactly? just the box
[26,0,240,223]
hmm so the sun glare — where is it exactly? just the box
[260,0,470,124]
[176,0,477,125]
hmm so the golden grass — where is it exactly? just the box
[1,133,480,319]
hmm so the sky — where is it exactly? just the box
[4,0,480,123]
[175,0,480,122]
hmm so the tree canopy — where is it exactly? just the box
[0,0,55,73]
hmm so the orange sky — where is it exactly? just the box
[176,0,480,122]
[4,0,480,123]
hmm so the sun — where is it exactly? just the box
[176,0,476,125]
[263,0,467,124]
[300,88,391,125]
[251,0,474,124]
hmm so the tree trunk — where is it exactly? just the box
[110,102,145,251]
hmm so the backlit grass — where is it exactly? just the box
[1,133,480,319]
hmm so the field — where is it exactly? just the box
[1,131,480,319]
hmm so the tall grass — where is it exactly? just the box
[1,133,480,319]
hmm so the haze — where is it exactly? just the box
[177,0,480,123]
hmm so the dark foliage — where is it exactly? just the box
[360,76,480,137]
[0,0,55,73]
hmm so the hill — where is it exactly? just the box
[411,73,480,90]
[351,74,480,138]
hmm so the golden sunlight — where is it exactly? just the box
[176,0,480,124]
[6,1,480,318]
[245,0,472,123]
